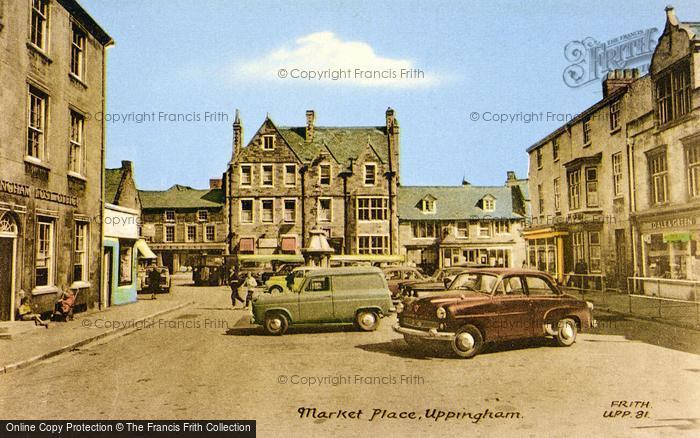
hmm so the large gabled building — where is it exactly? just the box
[398,173,529,274]
[224,109,400,256]
[139,181,226,273]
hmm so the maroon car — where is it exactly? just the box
[393,268,596,358]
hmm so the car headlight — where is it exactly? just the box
[586,301,594,310]
[396,302,404,313]
[436,307,446,319]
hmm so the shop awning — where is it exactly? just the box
[281,237,297,253]
[239,238,255,253]
[663,232,692,243]
[135,239,157,259]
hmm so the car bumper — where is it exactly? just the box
[392,323,455,341]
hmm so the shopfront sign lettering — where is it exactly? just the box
[649,217,697,230]
[0,180,31,197]
[35,188,78,206]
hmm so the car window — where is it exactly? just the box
[449,273,497,294]
[502,276,525,296]
[386,270,402,280]
[305,277,330,292]
[526,276,557,296]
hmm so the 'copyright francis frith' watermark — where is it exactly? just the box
[82,318,230,330]
[82,111,232,124]
[276,67,425,82]
[467,110,614,124]
[277,374,425,386]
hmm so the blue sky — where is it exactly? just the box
[83,0,697,190]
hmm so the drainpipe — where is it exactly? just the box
[627,138,639,277]
[300,165,307,247]
[99,41,113,310]
[343,174,349,254]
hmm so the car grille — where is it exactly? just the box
[401,316,439,330]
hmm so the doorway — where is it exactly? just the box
[103,248,113,308]
[0,212,18,321]
[615,229,628,291]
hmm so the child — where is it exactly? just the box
[18,297,49,328]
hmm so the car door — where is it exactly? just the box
[298,276,334,322]
[494,275,533,340]
[524,275,560,334]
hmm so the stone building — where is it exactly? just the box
[0,0,112,319]
[104,161,153,305]
[398,173,529,274]
[525,7,699,289]
[224,109,400,256]
[139,180,226,273]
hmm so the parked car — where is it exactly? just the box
[399,266,474,298]
[251,267,395,335]
[393,268,596,358]
[260,262,304,284]
[381,266,427,299]
[265,266,319,293]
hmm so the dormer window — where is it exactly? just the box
[481,196,495,212]
[420,196,436,213]
[262,135,275,151]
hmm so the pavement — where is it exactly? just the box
[0,273,196,374]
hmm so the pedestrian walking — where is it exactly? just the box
[148,266,161,300]
[229,270,246,308]
[243,272,258,309]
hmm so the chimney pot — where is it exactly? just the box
[121,160,133,172]
[209,178,222,190]
[305,110,315,143]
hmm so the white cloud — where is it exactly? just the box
[228,31,439,88]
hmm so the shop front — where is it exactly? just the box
[523,227,567,282]
[635,210,699,300]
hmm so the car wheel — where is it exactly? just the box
[451,324,483,359]
[355,310,380,331]
[269,285,283,294]
[554,318,577,346]
[264,312,289,336]
[543,323,557,336]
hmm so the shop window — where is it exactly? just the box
[119,246,133,285]
[572,232,585,267]
[35,218,55,287]
[645,232,698,280]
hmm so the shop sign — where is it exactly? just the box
[0,179,78,206]
[649,216,697,230]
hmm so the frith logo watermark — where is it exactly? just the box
[563,28,657,88]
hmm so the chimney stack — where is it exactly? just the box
[603,69,639,97]
[305,110,315,142]
[386,107,395,130]
[121,160,133,173]
[209,178,222,190]
[232,109,243,162]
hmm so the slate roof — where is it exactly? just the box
[139,185,224,210]
[277,126,389,164]
[104,168,124,204]
[398,185,524,221]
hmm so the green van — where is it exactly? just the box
[251,267,395,335]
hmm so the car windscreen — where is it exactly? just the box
[449,273,498,294]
